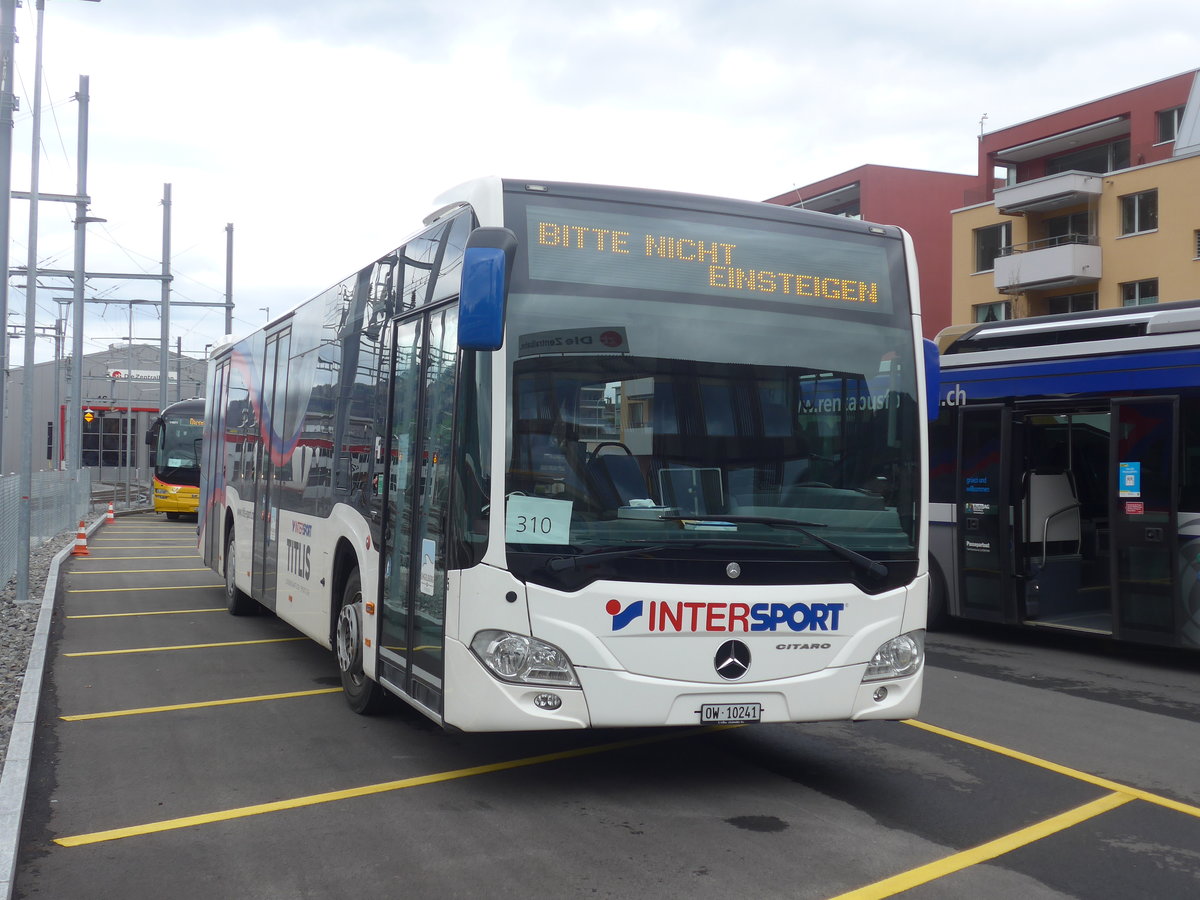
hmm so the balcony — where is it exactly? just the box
[993,235,1102,294]
[994,171,1104,215]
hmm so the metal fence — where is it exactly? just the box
[0,470,93,591]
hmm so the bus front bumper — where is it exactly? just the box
[441,637,922,731]
[153,485,199,514]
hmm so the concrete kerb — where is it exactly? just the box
[0,516,105,900]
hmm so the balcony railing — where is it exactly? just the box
[999,232,1097,256]
[993,239,1102,294]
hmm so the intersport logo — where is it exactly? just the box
[607,599,844,633]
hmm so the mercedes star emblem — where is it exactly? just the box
[714,639,751,680]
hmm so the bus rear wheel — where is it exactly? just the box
[335,569,386,715]
[224,532,257,616]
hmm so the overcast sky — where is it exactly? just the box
[8,0,1200,363]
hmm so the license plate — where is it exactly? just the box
[699,703,761,724]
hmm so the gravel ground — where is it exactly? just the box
[0,527,78,769]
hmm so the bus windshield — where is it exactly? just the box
[156,413,203,475]
[502,196,919,585]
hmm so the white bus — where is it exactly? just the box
[199,178,933,731]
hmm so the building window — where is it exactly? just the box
[1120,190,1158,236]
[974,222,1011,273]
[1194,229,1200,260]
[1121,279,1159,307]
[973,301,1010,323]
[1044,211,1092,246]
[1046,138,1129,176]
[1046,292,1097,315]
[1157,106,1185,143]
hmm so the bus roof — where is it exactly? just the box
[940,299,1200,359]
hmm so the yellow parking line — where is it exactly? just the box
[906,719,1200,819]
[67,608,224,619]
[829,792,1133,900]
[54,726,726,847]
[67,584,224,594]
[65,637,306,657]
[61,688,343,721]
[72,555,200,560]
[64,568,209,575]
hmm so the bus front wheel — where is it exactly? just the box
[335,569,386,715]
[224,532,257,616]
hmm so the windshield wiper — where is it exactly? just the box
[546,545,668,573]
[658,515,889,579]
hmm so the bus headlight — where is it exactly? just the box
[862,630,924,682]
[470,630,580,687]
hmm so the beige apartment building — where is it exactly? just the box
[949,69,1200,332]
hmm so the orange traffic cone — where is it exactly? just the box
[72,520,89,556]
[106,502,115,524]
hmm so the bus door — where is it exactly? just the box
[956,404,1016,622]
[378,306,459,715]
[1111,397,1179,645]
[252,329,291,612]
[202,360,230,565]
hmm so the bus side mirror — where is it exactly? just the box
[458,227,517,351]
[923,339,940,422]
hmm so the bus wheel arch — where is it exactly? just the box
[332,540,386,715]
[223,521,257,616]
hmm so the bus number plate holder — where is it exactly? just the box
[699,703,761,724]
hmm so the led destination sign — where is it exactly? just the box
[526,205,896,312]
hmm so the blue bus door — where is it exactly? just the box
[956,404,1015,623]
[1110,397,1179,645]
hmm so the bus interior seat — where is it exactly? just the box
[587,452,650,508]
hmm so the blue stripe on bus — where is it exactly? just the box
[941,348,1200,402]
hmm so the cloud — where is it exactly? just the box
[8,0,1200,361]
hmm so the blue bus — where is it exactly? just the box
[929,299,1200,649]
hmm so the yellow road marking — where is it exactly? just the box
[67,608,224,619]
[61,688,343,721]
[55,727,729,847]
[71,555,200,560]
[63,568,209,575]
[906,719,1200,819]
[65,637,306,657]
[67,584,223,594]
[828,792,1133,900]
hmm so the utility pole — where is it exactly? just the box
[224,222,233,337]
[157,183,170,415]
[0,0,17,473]
[17,0,47,605]
[68,75,95,509]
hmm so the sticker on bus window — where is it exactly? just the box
[1119,462,1141,498]
[420,539,436,595]
[506,495,573,544]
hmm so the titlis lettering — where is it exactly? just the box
[286,538,312,580]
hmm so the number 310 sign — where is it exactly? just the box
[505,495,572,544]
